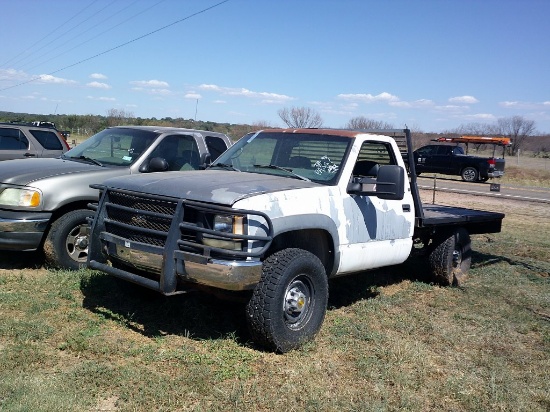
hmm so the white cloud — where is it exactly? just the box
[213,100,226,104]
[131,87,171,96]
[449,95,479,104]
[37,74,76,85]
[90,73,107,79]
[337,92,399,103]
[87,96,116,101]
[185,92,202,99]
[458,113,496,121]
[387,99,434,109]
[198,83,295,103]
[130,79,169,88]
[87,81,111,89]
[433,104,469,113]
[0,68,27,81]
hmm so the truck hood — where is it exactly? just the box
[0,157,117,186]
[103,170,321,205]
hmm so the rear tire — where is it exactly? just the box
[461,167,478,182]
[429,228,471,286]
[246,248,328,353]
[44,209,91,270]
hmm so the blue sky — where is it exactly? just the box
[1,0,549,133]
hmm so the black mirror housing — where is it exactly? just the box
[347,165,405,200]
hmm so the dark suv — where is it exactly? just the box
[0,122,70,161]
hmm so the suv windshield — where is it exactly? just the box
[63,128,158,166]
[212,131,352,184]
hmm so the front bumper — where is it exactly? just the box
[88,232,263,294]
[0,210,52,251]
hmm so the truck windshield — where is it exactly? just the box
[62,128,159,166]
[212,131,352,184]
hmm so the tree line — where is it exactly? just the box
[1,107,548,157]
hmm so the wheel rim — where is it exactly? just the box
[463,169,476,181]
[283,276,313,330]
[66,223,89,263]
[452,248,462,268]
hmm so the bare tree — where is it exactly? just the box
[346,116,394,130]
[278,106,323,128]
[452,122,496,136]
[106,108,135,127]
[495,116,536,155]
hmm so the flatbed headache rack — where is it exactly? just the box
[433,135,511,157]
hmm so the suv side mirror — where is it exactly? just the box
[139,157,169,173]
[199,152,212,169]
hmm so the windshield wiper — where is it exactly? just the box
[210,163,241,172]
[66,155,103,167]
[253,164,310,181]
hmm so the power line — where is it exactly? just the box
[24,0,156,73]
[0,0,230,92]
[0,0,100,69]
[15,0,124,71]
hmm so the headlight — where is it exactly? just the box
[203,214,245,250]
[213,215,244,234]
[0,188,42,207]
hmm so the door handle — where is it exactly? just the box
[24,153,36,157]
[402,204,411,212]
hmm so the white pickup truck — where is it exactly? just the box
[88,128,504,352]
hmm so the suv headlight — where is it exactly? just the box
[203,214,244,250]
[0,188,42,207]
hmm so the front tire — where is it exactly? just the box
[246,248,328,353]
[461,167,478,182]
[428,228,471,286]
[44,209,91,270]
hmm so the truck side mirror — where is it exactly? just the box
[347,165,405,200]
[376,165,405,200]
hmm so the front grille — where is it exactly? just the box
[104,190,179,247]
[109,191,177,215]
[98,187,273,260]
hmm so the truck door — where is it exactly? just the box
[339,141,414,273]
[428,145,453,173]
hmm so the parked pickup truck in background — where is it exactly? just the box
[0,126,231,269]
[413,135,509,182]
[88,128,504,352]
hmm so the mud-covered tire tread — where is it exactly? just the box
[429,228,471,286]
[43,209,91,270]
[246,248,328,353]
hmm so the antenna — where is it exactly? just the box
[194,99,198,121]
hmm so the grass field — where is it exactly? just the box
[0,175,549,411]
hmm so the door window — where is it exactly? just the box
[0,128,29,150]
[29,129,63,150]
[205,135,229,161]
[148,134,201,171]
